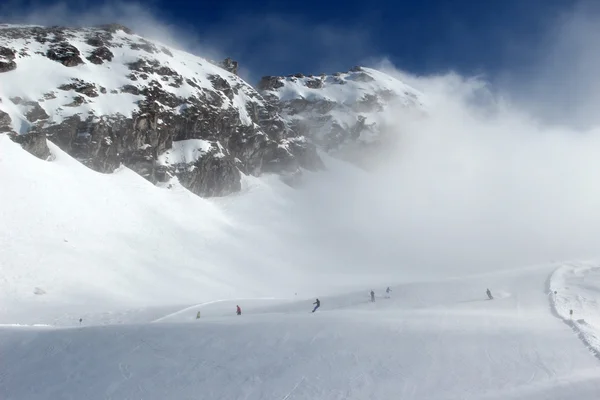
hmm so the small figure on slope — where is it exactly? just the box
[236,305,242,315]
[370,290,375,302]
[386,287,392,298]
[312,298,320,313]
[486,288,493,300]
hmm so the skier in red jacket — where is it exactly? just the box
[236,305,241,315]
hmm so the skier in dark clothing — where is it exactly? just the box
[312,298,320,313]
[486,288,493,300]
[370,290,375,302]
[386,287,391,298]
[236,305,241,315]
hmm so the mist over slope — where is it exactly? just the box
[3,5,600,323]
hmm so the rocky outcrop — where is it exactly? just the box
[46,43,84,67]
[9,131,51,159]
[258,67,424,166]
[219,57,238,75]
[0,109,13,132]
[176,152,241,197]
[87,46,114,64]
[1,24,323,197]
[0,46,16,72]
[24,101,49,122]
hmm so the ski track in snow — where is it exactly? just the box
[549,262,600,361]
[4,265,600,399]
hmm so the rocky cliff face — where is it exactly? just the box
[1,24,425,196]
[257,67,425,167]
[0,24,322,197]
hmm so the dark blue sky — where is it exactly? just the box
[1,0,587,82]
[153,0,577,81]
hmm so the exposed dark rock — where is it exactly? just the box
[58,79,98,97]
[349,66,363,72]
[24,101,49,122]
[287,139,325,171]
[0,46,15,60]
[64,96,87,107]
[305,79,323,89]
[0,24,326,199]
[208,75,233,100]
[293,73,305,78]
[85,36,104,47]
[0,46,16,72]
[0,109,12,132]
[219,57,238,75]
[87,46,113,64]
[156,66,177,76]
[127,58,160,73]
[10,96,23,105]
[130,40,157,54]
[120,84,140,95]
[0,60,16,72]
[186,78,200,89]
[176,152,241,197]
[46,43,84,67]
[9,131,51,159]
[257,76,284,91]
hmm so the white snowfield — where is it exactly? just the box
[4,137,600,399]
[4,265,600,399]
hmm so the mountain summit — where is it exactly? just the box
[0,24,422,196]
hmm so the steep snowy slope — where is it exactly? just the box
[0,134,389,325]
[4,264,600,399]
[0,24,322,197]
[550,263,600,357]
[258,67,425,165]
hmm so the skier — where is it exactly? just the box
[386,287,391,298]
[236,305,242,315]
[486,288,493,300]
[370,290,375,302]
[312,298,320,313]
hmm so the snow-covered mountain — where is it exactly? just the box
[5,23,600,400]
[0,24,323,196]
[0,24,426,196]
[258,67,425,166]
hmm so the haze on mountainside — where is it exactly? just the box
[3,2,600,400]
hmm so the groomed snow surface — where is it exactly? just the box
[3,136,600,399]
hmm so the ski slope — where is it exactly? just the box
[4,136,600,399]
[3,264,600,399]
[0,135,390,326]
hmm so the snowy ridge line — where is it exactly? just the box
[0,323,52,328]
[151,297,282,323]
[548,264,600,361]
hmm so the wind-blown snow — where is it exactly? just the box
[271,68,423,106]
[0,135,388,325]
[261,67,426,148]
[4,133,600,398]
[157,139,213,165]
[550,263,600,358]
